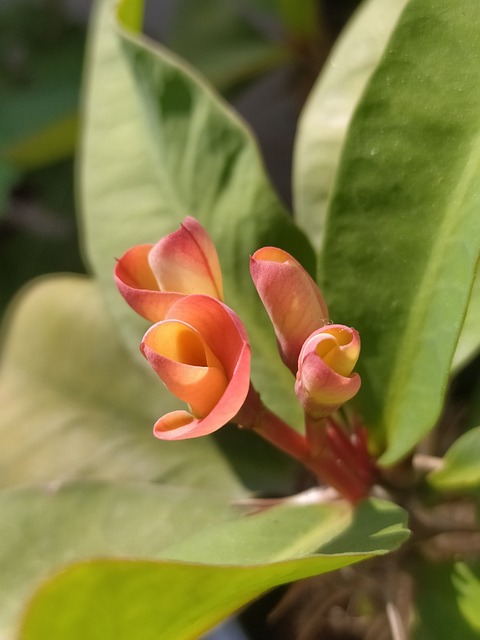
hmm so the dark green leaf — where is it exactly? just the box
[293,0,408,252]
[320,0,480,464]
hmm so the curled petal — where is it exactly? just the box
[250,247,329,373]
[114,217,223,322]
[149,216,223,300]
[295,325,361,418]
[115,244,157,290]
[114,245,184,322]
[142,320,228,417]
[114,244,180,321]
[154,410,196,438]
[142,295,251,440]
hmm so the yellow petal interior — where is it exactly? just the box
[315,328,357,377]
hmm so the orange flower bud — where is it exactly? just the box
[250,247,329,373]
[295,325,361,418]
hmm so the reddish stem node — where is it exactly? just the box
[235,386,376,503]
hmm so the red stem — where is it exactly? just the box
[235,385,310,462]
[235,386,373,503]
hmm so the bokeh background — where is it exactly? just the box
[0,0,361,319]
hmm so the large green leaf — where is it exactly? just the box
[293,0,408,252]
[0,275,291,494]
[17,498,408,640]
[0,261,406,639]
[0,482,235,638]
[319,0,480,464]
[79,0,314,428]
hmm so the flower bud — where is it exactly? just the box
[250,247,329,374]
[295,325,361,418]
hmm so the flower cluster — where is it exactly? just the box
[115,217,374,501]
[250,247,361,418]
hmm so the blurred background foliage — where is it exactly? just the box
[0,0,86,314]
[2,2,480,639]
[0,0,361,317]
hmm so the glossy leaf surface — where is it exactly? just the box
[0,482,234,638]
[293,0,408,252]
[17,498,408,640]
[320,0,480,464]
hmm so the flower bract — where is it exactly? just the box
[141,294,251,440]
[295,324,361,418]
[115,216,223,322]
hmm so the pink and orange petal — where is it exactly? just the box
[250,247,329,374]
[114,217,223,323]
[295,325,361,419]
[141,295,251,440]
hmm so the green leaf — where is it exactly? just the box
[428,426,480,491]
[80,0,315,428]
[162,495,408,562]
[17,498,409,640]
[411,560,480,640]
[0,481,235,638]
[293,0,408,252]
[0,275,255,495]
[319,0,480,465]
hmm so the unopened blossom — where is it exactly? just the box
[141,294,250,440]
[115,216,223,322]
[295,325,361,419]
[250,247,329,373]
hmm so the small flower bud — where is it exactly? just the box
[295,325,361,418]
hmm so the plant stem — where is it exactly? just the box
[235,386,375,503]
[235,385,310,462]
[303,413,376,502]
